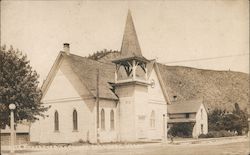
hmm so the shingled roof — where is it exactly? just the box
[63,53,118,100]
[168,99,204,114]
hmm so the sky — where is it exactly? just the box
[1,0,249,84]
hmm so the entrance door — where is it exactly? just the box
[137,115,146,139]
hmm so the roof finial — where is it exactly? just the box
[120,10,142,57]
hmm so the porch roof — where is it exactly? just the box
[167,118,196,123]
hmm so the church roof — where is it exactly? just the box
[167,99,204,114]
[63,53,118,100]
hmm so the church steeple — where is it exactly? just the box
[120,10,142,57]
[112,10,149,84]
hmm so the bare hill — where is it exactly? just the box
[158,64,249,111]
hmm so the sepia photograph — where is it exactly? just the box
[0,0,249,155]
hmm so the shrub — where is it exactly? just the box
[78,139,84,143]
[198,134,207,138]
[198,130,235,138]
[168,123,194,138]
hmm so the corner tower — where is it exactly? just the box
[113,10,151,141]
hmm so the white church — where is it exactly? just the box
[30,11,208,144]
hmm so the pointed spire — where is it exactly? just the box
[120,10,142,57]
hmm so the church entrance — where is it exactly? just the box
[137,115,147,139]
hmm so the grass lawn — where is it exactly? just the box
[1,141,249,155]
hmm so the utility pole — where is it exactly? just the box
[0,110,1,155]
[9,104,16,155]
[96,69,100,144]
[162,114,166,143]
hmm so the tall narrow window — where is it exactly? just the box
[101,109,105,130]
[73,109,78,131]
[54,111,59,131]
[201,124,204,134]
[110,110,115,130]
[150,110,155,128]
[201,109,203,120]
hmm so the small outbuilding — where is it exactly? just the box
[167,99,208,138]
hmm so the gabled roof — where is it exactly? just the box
[64,53,118,100]
[42,52,118,101]
[168,99,204,114]
[41,50,173,103]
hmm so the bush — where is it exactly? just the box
[198,130,235,138]
[168,123,194,138]
[198,134,207,138]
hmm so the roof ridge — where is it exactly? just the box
[64,52,114,67]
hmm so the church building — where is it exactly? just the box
[30,11,208,143]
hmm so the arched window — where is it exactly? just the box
[110,110,115,130]
[73,109,78,131]
[54,111,59,131]
[101,109,105,130]
[150,110,155,128]
[201,109,203,120]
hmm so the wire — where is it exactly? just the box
[89,52,249,67]
[163,53,249,64]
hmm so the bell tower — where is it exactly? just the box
[113,10,150,141]
[112,10,149,85]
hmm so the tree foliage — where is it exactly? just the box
[0,45,49,128]
[168,123,194,138]
[208,103,248,135]
[87,49,119,60]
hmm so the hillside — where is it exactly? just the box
[157,64,249,111]
[94,51,249,112]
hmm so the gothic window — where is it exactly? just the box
[54,111,59,131]
[201,109,203,120]
[101,109,105,130]
[150,110,156,128]
[110,110,115,130]
[73,109,78,131]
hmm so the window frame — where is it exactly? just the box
[73,109,78,131]
[110,109,115,130]
[101,109,105,130]
[201,109,203,120]
[150,110,156,129]
[54,110,59,132]
[201,124,204,134]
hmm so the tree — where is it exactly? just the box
[208,103,248,135]
[208,108,226,131]
[231,103,248,134]
[0,45,49,128]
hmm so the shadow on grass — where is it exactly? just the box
[2,150,39,154]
